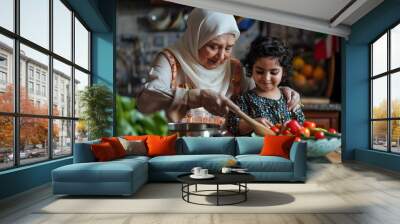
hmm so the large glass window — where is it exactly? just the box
[0,0,91,170]
[53,0,72,60]
[20,44,49,116]
[0,0,14,32]
[74,18,89,70]
[53,59,72,117]
[370,23,400,153]
[20,0,49,49]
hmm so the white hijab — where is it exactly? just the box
[167,9,240,95]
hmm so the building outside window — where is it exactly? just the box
[41,73,46,83]
[0,54,7,67]
[28,67,34,80]
[42,85,46,97]
[0,54,7,88]
[35,70,40,81]
[28,81,34,94]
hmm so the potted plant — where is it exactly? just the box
[79,84,113,140]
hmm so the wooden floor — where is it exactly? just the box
[1,152,400,224]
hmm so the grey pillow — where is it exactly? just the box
[118,137,147,156]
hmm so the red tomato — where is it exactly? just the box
[328,128,337,134]
[294,137,302,142]
[303,121,316,129]
[286,119,302,134]
[314,131,325,140]
[270,126,280,134]
[282,129,291,135]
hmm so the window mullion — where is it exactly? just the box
[13,0,20,167]
[49,0,53,160]
[370,45,373,149]
[387,29,391,152]
[71,10,76,155]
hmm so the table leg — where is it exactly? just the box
[245,183,247,201]
[217,184,219,206]
[195,184,197,192]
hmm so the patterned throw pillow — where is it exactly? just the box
[118,137,147,156]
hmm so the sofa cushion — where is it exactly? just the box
[147,134,177,157]
[118,138,147,156]
[235,137,264,155]
[236,155,293,172]
[148,154,235,172]
[101,137,127,158]
[260,135,295,159]
[178,137,235,155]
[91,142,118,161]
[52,158,147,183]
[73,139,101,163]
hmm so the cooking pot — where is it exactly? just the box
[168,123,227,137]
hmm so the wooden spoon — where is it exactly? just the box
[223,97,275,136]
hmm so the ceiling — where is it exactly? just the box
[165,0,384,38]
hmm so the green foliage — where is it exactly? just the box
[79,84,113,140]
[116,95,168,136]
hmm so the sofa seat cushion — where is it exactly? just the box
[236,155,293,172]
[53,159,147,183]
[117,155,150,162]
[149,154,235,172]
[177,137,235,155]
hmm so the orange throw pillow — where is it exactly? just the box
[259,135,295,159]
[146,134,177,157]
[91,142,117,161]
[101,137,126,158]
[124,135,148,141]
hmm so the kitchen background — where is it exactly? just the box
[116,0,342,137]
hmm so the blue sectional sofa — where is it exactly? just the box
[52,137,307,196]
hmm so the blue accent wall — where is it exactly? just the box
[0,0,116,200]
[0,158,72,199]
[343,0,400,172]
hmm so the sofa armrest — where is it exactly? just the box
[289,142,307,181]
[73,140,100,163]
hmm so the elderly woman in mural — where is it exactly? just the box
[137,8,300,127]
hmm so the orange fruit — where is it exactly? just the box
[302,64,313,78]
[313,66,325,81]
[292,56,305,70]
[292,73,306,87]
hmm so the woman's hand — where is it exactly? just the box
[280,86,301,111]
[199,89,229,116]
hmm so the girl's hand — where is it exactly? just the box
[280,86,301,111]
[254,117,274,128]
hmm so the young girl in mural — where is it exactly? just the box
[226,36,305,136]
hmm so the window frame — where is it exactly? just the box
[0,0,92,171]
[370,20,400,154]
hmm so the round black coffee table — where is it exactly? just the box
[177,173,255,206]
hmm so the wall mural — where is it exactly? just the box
[116,0,342,140]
